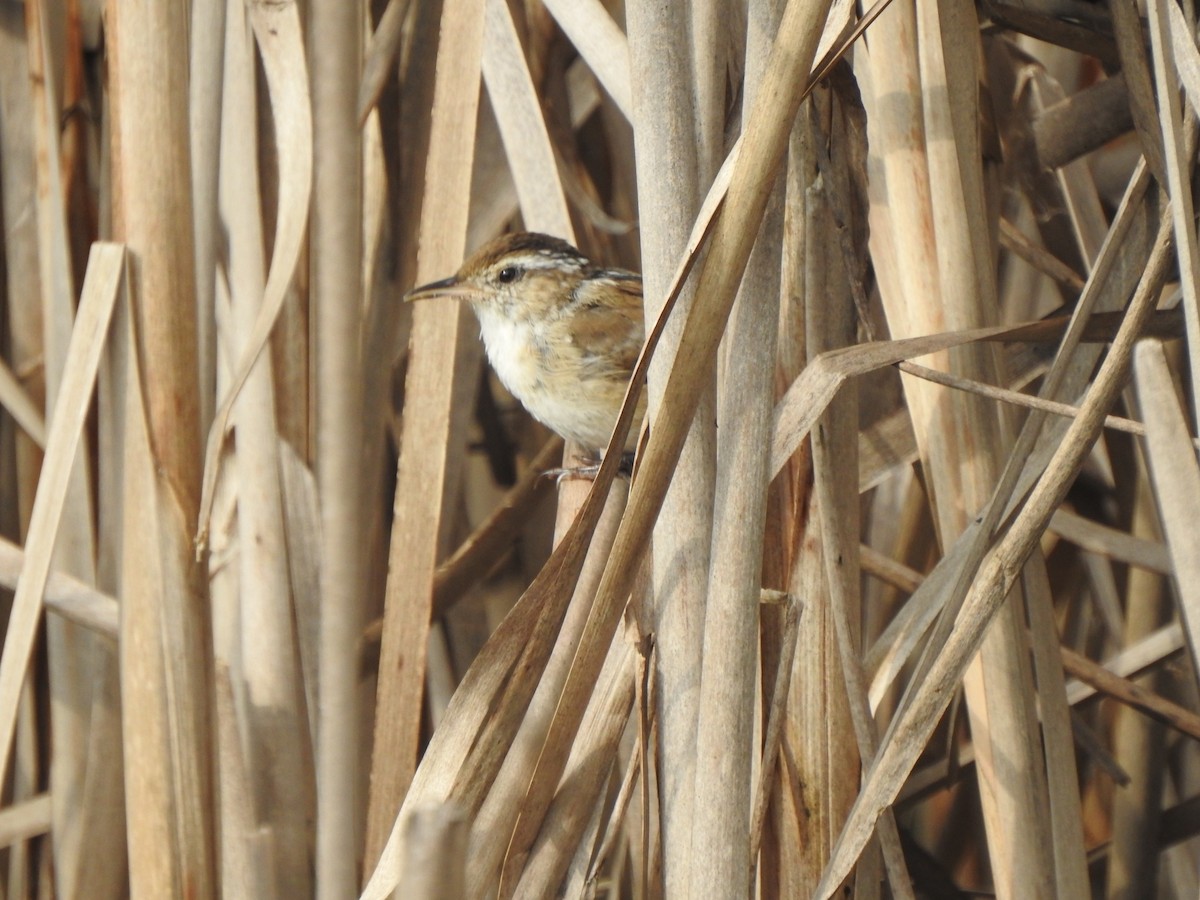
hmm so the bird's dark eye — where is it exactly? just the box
[497,266,520,284]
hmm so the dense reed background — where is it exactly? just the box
[1,0,1199,897]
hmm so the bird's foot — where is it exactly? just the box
[542,452,635,484]
[543,463,602,484]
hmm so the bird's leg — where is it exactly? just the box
[542,450,635,483]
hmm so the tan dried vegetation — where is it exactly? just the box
[0,0,1198,897]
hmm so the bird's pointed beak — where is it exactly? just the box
[404,276,484,303]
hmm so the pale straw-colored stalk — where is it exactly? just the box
[625,2,714,892]
[309,0,366,894]
[4,3,1200,897]
[107,0,216,892]
[364,0,486,872]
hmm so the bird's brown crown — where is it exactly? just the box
[447,232,638,323]
[458,232,589,281]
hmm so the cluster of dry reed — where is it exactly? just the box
[1,0,1199,897]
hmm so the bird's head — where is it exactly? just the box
[405,232,589,322]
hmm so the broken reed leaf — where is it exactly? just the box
[196,0,313,554]
[770,316,1084,478]
[0,243,124,791]
[773,304,1187,486]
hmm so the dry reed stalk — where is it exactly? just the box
[625,1,714,894]
[107,0,216,893]
[467,479,629,896]
[1095,461,1168,899]
[24,5,122,896]
[365,0,486,871]
[0,7,45,550]
[1134,342,1200,663]
[816,212,1177,896]
[309,0,365,894]
[218,7,311,893]
[768,121,837,898]
[805,81,914,898]
[689,0,787,891]
[865,7,1062,894]
[3,1,1200,897]
[396,804,469,900]
[1148,0,1200,424]
[189,0,226,439]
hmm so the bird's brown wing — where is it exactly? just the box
[566,273,645,382]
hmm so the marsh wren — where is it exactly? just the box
[406,232,645,455]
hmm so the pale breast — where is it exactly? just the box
[472,305,639,451]
[473,306,543,400]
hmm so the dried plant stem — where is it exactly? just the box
[310,0,366,894]
[365,0,486,872]
[221,11,310,892]
[690,0,784,892]
[0,243,121,835]
[1134,341,1200,666]
[24,4,119,896]
[2,2,1197,896]
[188,0,225,437]
[467,479,628,896]
[503,0,836,895]
[817,213,1176,898]
[107,0,216,892]
[1147,0,1200,423]
[626,0,712,892]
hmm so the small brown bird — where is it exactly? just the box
[406,232,645,455]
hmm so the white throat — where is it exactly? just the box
[472,304,542,402]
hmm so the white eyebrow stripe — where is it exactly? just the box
[492,251,586,273]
